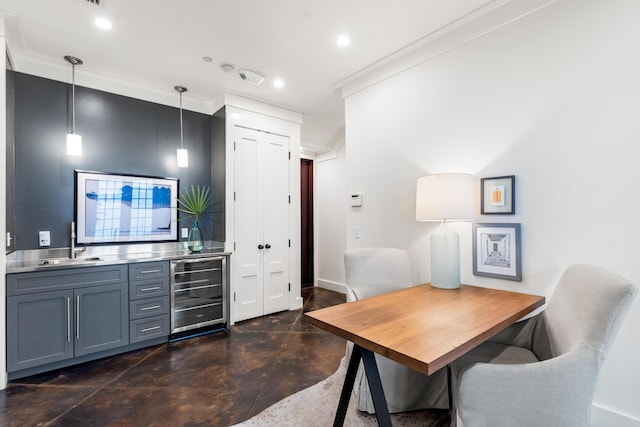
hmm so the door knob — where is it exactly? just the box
[258,244,264,249]
[265,244,271,249]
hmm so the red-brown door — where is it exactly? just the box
[300,159,314,287]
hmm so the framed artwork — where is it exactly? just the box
[481,175,515,215]
[473,223,522,281]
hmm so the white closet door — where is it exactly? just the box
[260,132,290,315]
[234,129,263,321]
[234,127,290,322]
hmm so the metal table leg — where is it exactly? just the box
[333,345,361,426]
[333,344,392,427]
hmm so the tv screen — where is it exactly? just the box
[75,171,178,244]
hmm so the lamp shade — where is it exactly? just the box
[416,173,475,221]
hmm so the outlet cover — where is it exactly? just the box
[39,230,51,246]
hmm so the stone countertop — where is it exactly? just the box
[6,244,231,274]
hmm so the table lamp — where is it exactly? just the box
[416,173,475,289]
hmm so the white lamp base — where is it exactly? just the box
[430,227,461,289]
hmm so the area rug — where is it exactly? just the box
[230,359,450,427]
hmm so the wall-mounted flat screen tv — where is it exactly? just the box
[76,170,178,244]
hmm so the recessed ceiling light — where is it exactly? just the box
[220,63,235,72]
[202,56,213,63]
[273,79,285,88]
[336,34,351,47]
[95,17,112,30]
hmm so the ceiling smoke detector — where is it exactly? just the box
[238,69,265,85]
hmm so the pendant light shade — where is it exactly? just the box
[177,148,188,168]
[175,85,188,168]
[65,55,83,156]
[67,133,83,156]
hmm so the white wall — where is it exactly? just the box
[343,0,640,424]
[314,136,348,292]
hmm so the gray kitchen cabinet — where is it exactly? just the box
[6,265,129,373]
[7,290,74,371]
[74,283,129,356]
[128,261,171,343]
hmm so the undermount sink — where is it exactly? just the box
[77,256,103,262]
[38,256,103,266]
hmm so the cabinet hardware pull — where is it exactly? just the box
[265,244,271,249]
[76,295,80,340]
[140,286,161,292]
[140,326,161,333]
[66,297,71,342]
[140,305,161,311]
[140,269,161,274]
[258,244,264,249]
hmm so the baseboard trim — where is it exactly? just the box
[316,279,346,294]
[292,296,303,310]
[592,403,640,426]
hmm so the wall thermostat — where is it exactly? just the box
[350,192,363,207]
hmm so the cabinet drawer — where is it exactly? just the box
[7,265,128,296]
[173,302,224,332]
[129,261,170,282]
[129,296,170,320]
[129,277,170,300]
[130,315,169,343]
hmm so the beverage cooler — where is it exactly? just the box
[170,256,227,337]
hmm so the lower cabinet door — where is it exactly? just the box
[7,290,75,372]
[75,283,129,356]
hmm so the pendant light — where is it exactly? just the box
[64,55,83,156]
[175,85,188,168]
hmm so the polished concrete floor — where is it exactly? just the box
[0,287,348,427]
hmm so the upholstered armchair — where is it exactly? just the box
[344,247,449,413]
[451,264,638,427]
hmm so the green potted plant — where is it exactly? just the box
[177,184,215,253]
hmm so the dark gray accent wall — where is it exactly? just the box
[10,71,214,250]
[6,70,16,253]
[211,106,226,242]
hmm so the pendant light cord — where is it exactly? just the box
[71,62,76,133]
[175,85,187,150]
[64,55,83,134]
[179,90,184,149]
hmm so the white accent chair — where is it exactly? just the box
[451,264,638,427]
[344,247,449,414]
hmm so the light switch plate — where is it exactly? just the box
[39,230,51,246]
[181,227,189,238]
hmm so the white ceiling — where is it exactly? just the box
[0,0,499,152]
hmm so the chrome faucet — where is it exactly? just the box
[70,221,86,259]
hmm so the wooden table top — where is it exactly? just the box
[304,284,545,375]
